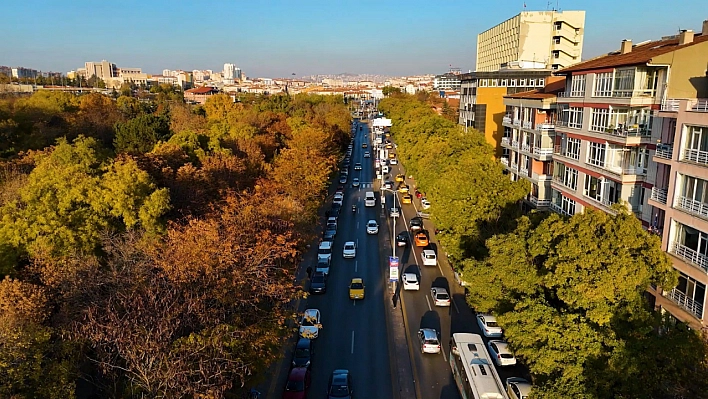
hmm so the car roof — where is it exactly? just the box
[403,272,418,280]
[367,219,377,224]
[304,309,319,318]
[507,377,532,395]
[344,241,355,246]
[422,249,435,256]
[319,241,332,249]
[351,277,363,284]
[296,337,311,348]
[480,314,497,323]
[420,328,438,339]
[289,367,308,380]
[433,287,448,294]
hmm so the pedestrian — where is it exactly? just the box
[306,267,312,278]
[392,293,397,308]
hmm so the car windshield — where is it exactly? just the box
[425,254,435,259]
[345,245,354,250]
[318,249,330,255]
[368,222,376,227]
[327,224,336,230]
[436,293,450,300]
[329,384,349,397]
[487,321,499,327]
[501,353,514,359]
[406,276,417,282]
[285,379,305,392]
[301,315,317,326]
[350,283,363,289]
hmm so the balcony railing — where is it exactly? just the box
[521,143,531,153]
[661,99,680,112]
[513,118,521,126]
[692,99,708,112]
[677,196,708,219]
[510,162,518,170]
[650,187,668,205]
[536,123,555,131]
[502,116,512,124]
[654,144,673,160]
[529,195,551,208]
[683,148,708,165]
[511,140,519,149]
[600,124,651,138]
[551,202,572,216]
[665,287,704,319]
[531,171,551,181]
[501,137,510,146]
[533,147,554,157]
[671,241,708,273]
[519,167,529,176]
[522,121,533,129]
[500,157,509,166]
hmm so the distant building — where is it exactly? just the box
[476,10,585,72]
[12,67,39,79]
[184,86,220,104]
[433,73,461,90]
[223,63,241,84]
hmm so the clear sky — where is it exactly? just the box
[1,0,705,78]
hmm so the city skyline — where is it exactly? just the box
[1,0,706,78]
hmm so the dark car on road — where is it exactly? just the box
[292,337,313,368]
[323,223,337,241]
[327,369,353,399]
[329,203,342,216]
[310,272,327,294]
[396,232,409,247]
[409,217,424,231]
[283,367,310,399]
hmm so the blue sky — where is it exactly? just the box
[1,0,705,78]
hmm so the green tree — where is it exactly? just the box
[462,210,692,398]
[382,86,402,96]
[114,113,171,154]
[86,75,106,88]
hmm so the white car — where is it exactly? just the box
[487,340,517,367]
[366,220,379,234]
[389,207,400,218]
[421,198,431,210]
[299,309,321,339]
[422,250,437,266]
[430,287,451,307]
[333,193,343,206]
[476,314,503,337]
[364,151,370,158]
[343,241,356,258]
[506,377,532,399]
[389,158,398,165]
[352,177,360,187]
[402,273,420,290]
[317,241,333,263]
[418,328,441,354]
[327,216,337,227]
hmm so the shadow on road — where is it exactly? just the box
[431,276,449,291]
[419,310,442,333]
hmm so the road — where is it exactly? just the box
[381,132,528,399]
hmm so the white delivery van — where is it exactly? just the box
[365,191,376,207]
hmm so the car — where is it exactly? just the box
[409,217,423,231]
[414,231,429,247]
[397,184,409,194]
[349,278,365,300]
[327,370,353,399]
[315,258,330,275]
[388,152,396,159]
[354,163,362,170]
[347,144,353,150]
[476,314,503,337]
[422,249,437,266]
[351,178,360,187]
[343,241,356,258]
[430,287,451,307]
[339,175,347,184]
[418,328,441,354]
[487,340,517,367]
[384,180,394,190]
[363,151,370,158]
[309,272,327,294]
[395,174,405,183]
[327,216,338,225]
[318,241,333,262]
[386,143,393,149]
[292,338,313,368]
[283,367,310,399]
[389,158,398,165]
[396,232,409,247]
[333,196,343,206]
[330,203,342,216]
[402,273,419,290]
[366,220,379,234]
[401,194,412,204]
[324,223,337,240]
[299,309,321,339]
[389,207,400,218]
[506,377,532,399]
[421,198,431,209]
[362,143,367,148]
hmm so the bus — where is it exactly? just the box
[449,333,509,399]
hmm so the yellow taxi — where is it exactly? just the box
[349,278,365,300]
[401,194,413,204]
[414,231,429,247]
[388,152,396,159]
[386,143,393,149]
[398,184,410,194]
[395,174,405,183]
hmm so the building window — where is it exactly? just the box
[555,22,562,30]
[563,166,578,189]
[519,79,527,86]
[566,107,583,129]
[537,78,545,87]
[480,79,487,87]
[500,79,508,86]
[593,72,614,97]
[553,36,561,44]
[674,272,706,318]
[561,195,576,215]
[552,64,560,70]
[587,142,606,167]
[490,79,497,87]
[510,79,517,87]
[552,51,560,59]
[570,75,586,97]
[584,175,604,202]
[566,137,581,159]
[590,108,610,132]
[613,68,635,97]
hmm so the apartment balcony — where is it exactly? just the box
[671,241,708,274]
[500,157,509,166]
[513,118,521,126]
[529,195,551,209]
[550,202,573,216]
[691,99,708,112]
[600,124,651,138]
[531,171,552,182]
[501,137,511,147]
[532,146,554,159]
[521,142,531,153]
[654,143,673,160]
[511,140,519,149]
[683,148,708,165]
[502,115,512,124]
[522,120,533,130]
[665,287,704,320]
[519,166,529,176]
[510,162,519,170]
[535,123,555,131]
[649,187,668,205]
[661,99,681,112]
[676,196,708,219]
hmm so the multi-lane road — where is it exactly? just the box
[264,118,527,399]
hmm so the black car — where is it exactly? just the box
[409,217,424,231]
[292,337,313,368]
[327,369,353,399]
[339,176,348,184]
[396,232,409,247]
[330,203,342,216]
[323,223,337,241]
[310,272,327,294]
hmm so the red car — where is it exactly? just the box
[283,367,311,399]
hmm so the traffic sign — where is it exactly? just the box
[389,256,399,282]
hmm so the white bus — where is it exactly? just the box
[449,333,509,399]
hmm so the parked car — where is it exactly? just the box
[395,174,405,182]
[362,143,367,148]
[309,272,327,294]
[342,241,356,258]
[318,241,333,263]
[418,328,441,354]
[315,258,330,275]
[292,338,313,368]
[366,220,379,234]
[487,340,517,367]
[430,287,451,307]
[402,273,419,290]
[401,194,412,204]
[339,175,347,184]
[421,198,431,209]
[409,217,423,231]
[476,314,503,337]
[506,377,532,399]
[384,180,394,190]
[422,249,437,266]
[282,367,310,399]
[323,223,337,241]
[327,370,353,399]
[299,309,321,339]
[396,232,409,247]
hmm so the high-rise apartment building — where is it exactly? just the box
[223,63,241,84]
[547,22,708,329]
[476,10,585,72]
[433,73,461,90]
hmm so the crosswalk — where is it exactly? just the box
[360,182,374,189]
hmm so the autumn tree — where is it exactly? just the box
[461,210,708,398]
[114,112,171,154]
[71,92,121,147]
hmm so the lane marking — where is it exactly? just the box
[441,344,448,362]
[452,296,460,314]
[355,260,358,272]
[425,295,432,311]
[351,331,355,354]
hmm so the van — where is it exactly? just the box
[365,192,376,207]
